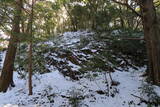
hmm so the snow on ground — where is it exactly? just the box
[0,31,160,107]
[154,86,160,97]
[0,67,147,107]
[45,30,94,48]
[0,51,6,69]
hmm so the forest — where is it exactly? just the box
[0,0,160,106]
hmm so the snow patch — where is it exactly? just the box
[0,67,151,107]
[0,51,6,70]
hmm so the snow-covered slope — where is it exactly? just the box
[0,31,159,107]
[0,68,147,107]
[45,30,94,48]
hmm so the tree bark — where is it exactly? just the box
[28,42,33,95]
[140,0,160,84]
[28,0,34,95]
[0,0,22,92]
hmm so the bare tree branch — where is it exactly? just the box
[112,0,142,17]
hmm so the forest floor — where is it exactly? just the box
[0,31,160,107]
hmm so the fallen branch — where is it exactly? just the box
[131,94,148,103]
[101,36,144,41]
[120,37,144,40]
[131,94,160,105]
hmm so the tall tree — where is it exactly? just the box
[139,0,160,84]
[28,0,34,95]
[0,0,22,92]
[112,0,160,85]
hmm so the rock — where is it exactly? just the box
[96,90,105,95]
[111,80,120,86]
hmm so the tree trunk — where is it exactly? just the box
[28,42,33,95]
[140,0,160,84]
[28,0,34,95]
[0,0,22,92]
